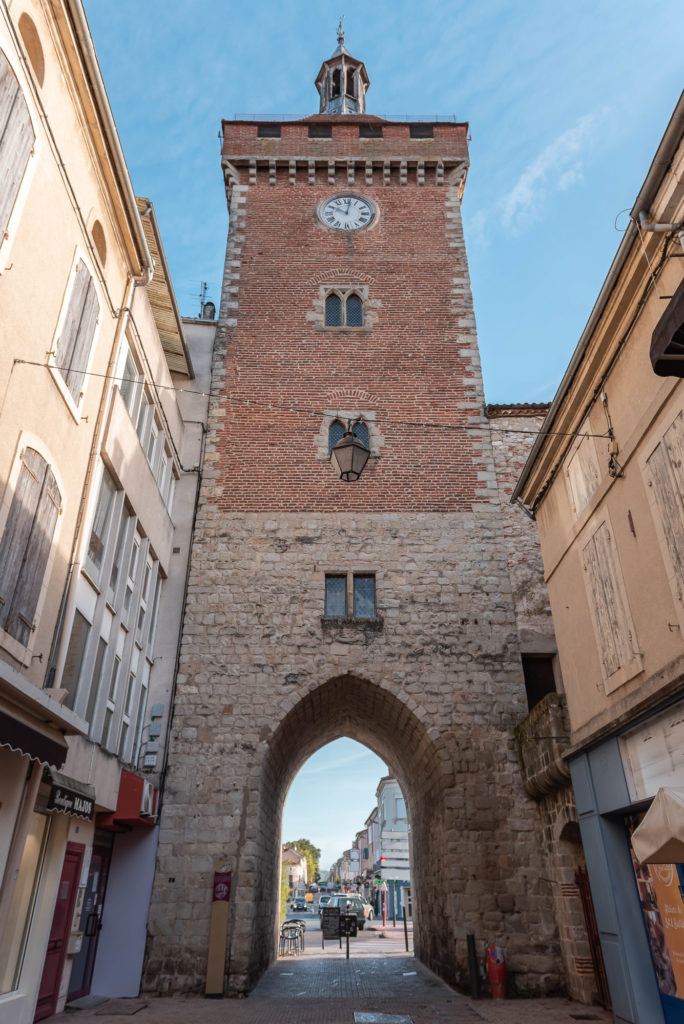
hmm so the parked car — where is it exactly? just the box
[326,893,366,929]
[318,894,331,914]
[361,899,374,920]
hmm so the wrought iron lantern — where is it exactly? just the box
[330,421,370,482]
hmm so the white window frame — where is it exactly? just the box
[47,248,102,421]
[0,45,41,275]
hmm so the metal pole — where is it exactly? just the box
[392,882,396,927]
[467,933,481,999]
[346,930,350,959]
[402,905,409,951]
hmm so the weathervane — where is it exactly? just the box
[337,15,345,47]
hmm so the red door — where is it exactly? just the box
[34,842,84,1021]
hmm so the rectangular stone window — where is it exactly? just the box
[324,572,376,619]
[324,575,347,617]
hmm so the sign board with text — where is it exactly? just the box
[321,905,340,939]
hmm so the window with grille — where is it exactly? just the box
[0,447,61,646]
[324,572,376,619]
[328,419,369,455]
[324,290,364,328]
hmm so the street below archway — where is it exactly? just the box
[55,912,612,1024]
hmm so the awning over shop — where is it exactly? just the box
[632,787,684,863]
[0,708,68,768]
[44,767,96,820]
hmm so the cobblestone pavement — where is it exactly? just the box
[54,923,613,1024]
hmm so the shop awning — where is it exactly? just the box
[632,787,684,863]
[0,708,68,768]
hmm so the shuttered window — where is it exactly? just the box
[0,50,35,242]
[646,411,684,601]
[582,521,639,685]
[53,259,99,404]
[0,447,61,646]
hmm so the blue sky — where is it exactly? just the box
[282,739,386,872]
[82,1,682,868]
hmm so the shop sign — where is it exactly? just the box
[47,784,94,820]
[619,703,684,800]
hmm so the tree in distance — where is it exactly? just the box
[285,838,321,883]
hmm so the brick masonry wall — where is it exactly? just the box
[144,148,562,998]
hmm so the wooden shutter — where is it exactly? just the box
[9,465,61,646]
[0,51,35,239]
[647,412,684,600]
[0,447,44,628]
[583,522,638,678]
[0,449,61,645]
[55,261,99,403]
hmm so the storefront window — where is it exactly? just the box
[0,811,50,993]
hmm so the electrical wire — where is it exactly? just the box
[12,358,610,442]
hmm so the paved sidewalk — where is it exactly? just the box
[54,924,613,1024]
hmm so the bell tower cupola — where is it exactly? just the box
[315,20,370,115]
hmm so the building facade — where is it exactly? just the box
[0,3,213,1020]
[514,93,684,1024]
[144,36,562,999]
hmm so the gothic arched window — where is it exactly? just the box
[352,421,369,449]
[324,289,364,328]
[325,293,342,326]
[328,419,346,455]
[346,293,363,327]
[328,419,370,456]
[331,68,341,99]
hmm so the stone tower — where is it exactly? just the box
[144,37,559,997]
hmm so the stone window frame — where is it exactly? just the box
[323,570,378,621]
[325,289,364,329]
[314,408,384,466]
[309,284,379,332]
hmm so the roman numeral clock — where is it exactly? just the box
[320,194,375,230]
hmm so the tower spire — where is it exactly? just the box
[314,25,370,115]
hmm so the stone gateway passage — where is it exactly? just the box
[143,38,559,998]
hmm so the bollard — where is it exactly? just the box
[466,934,481,999]
[403,905,409,952]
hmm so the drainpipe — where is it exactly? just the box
[637,210,684,252]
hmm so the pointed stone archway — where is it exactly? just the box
[242,673,453,992]
[144,662,557,997]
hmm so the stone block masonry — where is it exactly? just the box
[143,111,562,1000]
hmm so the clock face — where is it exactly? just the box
[320,194,375,231]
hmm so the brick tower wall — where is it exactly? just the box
[143,122,561,997]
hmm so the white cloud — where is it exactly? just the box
[501,111,605,233]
